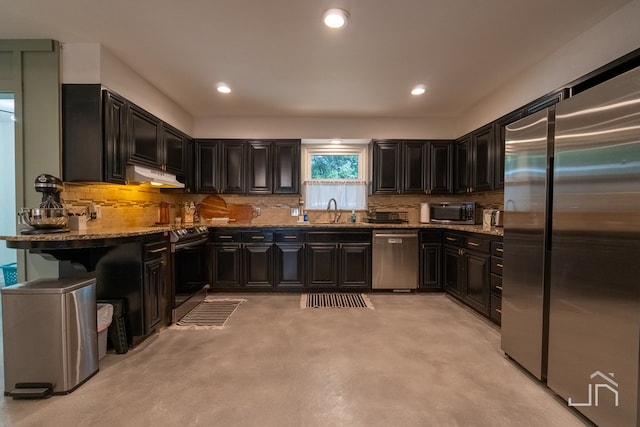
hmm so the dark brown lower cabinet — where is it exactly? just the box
[211,231,274,290]
[143,257,163,332]
[420,230,442,290]
[274,243,306,289]
[442,232,493,317]
[306,231,371,289]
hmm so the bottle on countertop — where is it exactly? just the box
[350,209,356,223]
[184,202,194,225]
[303,210,308,222]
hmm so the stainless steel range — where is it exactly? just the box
[170,225,210,323]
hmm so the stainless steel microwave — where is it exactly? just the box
[421,202,480,225]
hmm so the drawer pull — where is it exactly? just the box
[496,247,504,253]
[467,242,480,247]
[496,308,502,314]
[496,263,503,268]
[149,247,168,253]
[251,236,265,240]
[218,235,233,239]
[446,237,457,241]
[283,236,298,239]
[496,285,503,290]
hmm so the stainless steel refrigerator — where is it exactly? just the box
[502,66,640,427]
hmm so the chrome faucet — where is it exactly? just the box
[327,198,341,223]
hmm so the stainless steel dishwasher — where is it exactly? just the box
[372,230,419,290]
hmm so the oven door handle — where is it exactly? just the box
[173,238,208,251]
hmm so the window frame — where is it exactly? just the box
[301,143,368,182]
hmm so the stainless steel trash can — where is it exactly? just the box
[1,276,98,397]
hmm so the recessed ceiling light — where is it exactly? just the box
[216,83,231,94]
[411,85,426,96]
[323,9,349,29]
[330,139,342,144]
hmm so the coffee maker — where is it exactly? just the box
[35,174,64,208]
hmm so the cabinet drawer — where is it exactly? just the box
[443,233,463,247]
[491,241,504,257]
[212,231,242,242]
[144,240,168,260]
[464,236,490,253]
[420,230,442,244]
[491,256,503,275]
[242,231,273,243]
[490,273,502,296]
[307,231,371,244]
[490,294,502,324]
[275,231,306,242]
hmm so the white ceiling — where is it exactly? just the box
[0,0,632,119]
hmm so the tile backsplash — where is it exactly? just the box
[63,182,504,228]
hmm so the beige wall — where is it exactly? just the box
[61,43,193,135]
[193,116,457,140]
[457,0,640,135]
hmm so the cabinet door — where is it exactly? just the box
[421,243,442,290]
[221,141,246,194]
[129,104,162,168]
[143,258,163,333]
[103,91,128,184]
[443,246,462,297]
[463,251,490,315]
[454,136,470,194]
[163,124,186,175]
[340,243,370,288]
[195,140,220,193]
[494,110,524,190]
[428,141,453,194]
[470,124,494,193]
[371,140,401,194]
[403,140,426,193]
[274,243,306,288]
[247,141,272,194]
[243,244,273,288]
[307,243,339,287]
[212,244,242,287]
[273,140,300,194]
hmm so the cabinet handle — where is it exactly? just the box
[496,285,502,290]
[218,235,233,239]
[468,242,480,247]
[496,263,503,268]
[251,236,265,240]
[446,237,457,242]
[283,235,298,239]
[149,247,168,253]
[496,308,502,314]
[496,247,503,253]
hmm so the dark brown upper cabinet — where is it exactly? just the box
[196,139,300,195]
[371,139,452,195]
[128,104,163,168]
[455,124,494,194]
[194,139,221,193]
[128,103,187,177]
[371,140,402,194]
[273,140,300,194]
[428,141,453,194]
[63,84,128,184]
[403,140,427,194]
[454,135,470,194]
[493,110,524,190]
[221,140,246,194]
[246,141,272,194]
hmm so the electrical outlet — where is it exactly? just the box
[95,204,102,219]
[87,203,102,220]
[291,207,299,217]
[255,207,261,216]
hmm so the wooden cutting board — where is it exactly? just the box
[227,203,254,223]
[198,195,229,219]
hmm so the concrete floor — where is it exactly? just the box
[0,294,589,427]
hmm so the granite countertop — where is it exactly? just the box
[0,222,502,243]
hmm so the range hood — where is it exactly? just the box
[126,165,185,189]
